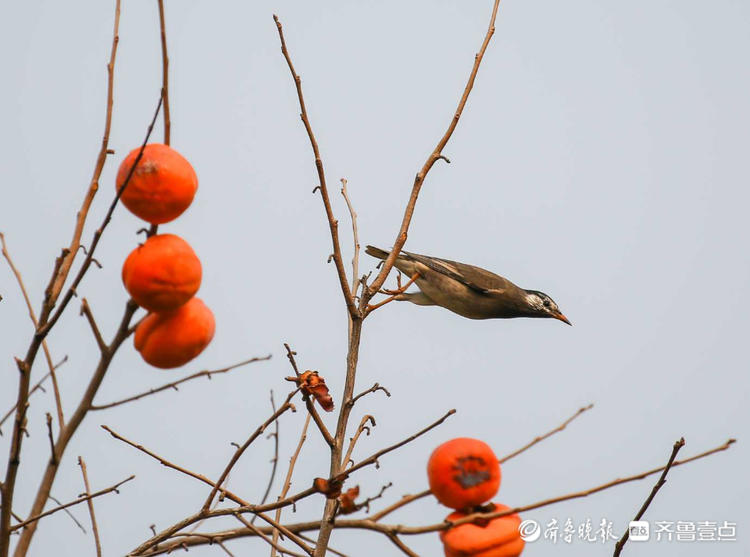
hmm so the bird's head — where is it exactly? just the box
[524,290,571,325]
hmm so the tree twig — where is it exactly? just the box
[78,457,103,557]
[272,414,311,557]
[202,389,299,512]
[156,0,170,145]
[232,514,307,557]
[273,15,358,320]
[10,475,134,532]
[613,437,686,556]
[80,298,108,354]
[0,233,65,431]
[364,0,503,298]
[499,403,593,463]
[90,356,271,410]
[101,425,250,507]
[342,415,375,470]
[251,391,281,525]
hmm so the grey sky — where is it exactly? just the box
[1,1,748,556]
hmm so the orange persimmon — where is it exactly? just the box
[428,438,500,510]
[134,297,215,369]
[122,234,202,312]
[116,143,198,224]
[440,504,524,557]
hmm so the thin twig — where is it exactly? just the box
[47,495,87,533]
[78,457,103,557]
[272,414,311,557]
[273,15,358,320]
[251,391,281,525]
[91,356,271,410]
[0,233,66,430]
[342,415,375,470]
[364,0,502,298]
[367,490,431,522]
[613,437,686,556]
[45,414,57,465]
[0,356,67,435]
[156,0,170,145]
[202,389,299,512]
[386,533,419,557]
[80,298,108,354]
[253,512,313,556]
[340,178,360,301]
[10,475,134,532]
[232,514,307,557]
[334,409,455,481]
[499,403,594,463]
[101,425,250,507]
[349,383,390,409]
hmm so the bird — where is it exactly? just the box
[365,245,571,325]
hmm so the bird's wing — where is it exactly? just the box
[402,251,500,295]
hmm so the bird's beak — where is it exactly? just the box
[553,312,572,326]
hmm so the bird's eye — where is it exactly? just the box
[543,299,551,308]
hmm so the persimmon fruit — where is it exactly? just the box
[134,297,215,369]
[122,234,202,312]
[116,143,198,224]
[428,438,501,510]
[440,504,524,557]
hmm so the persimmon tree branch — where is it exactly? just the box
[10,475,134,532]
[156,0,170,145]
[0,356,67,435]
[90,355,271,410]
[272,413,311,557]
[77,457,103,557]
[134,437,735,556]
[0,233,65,430]
[273,15,358,320]
[202,389,300,512]
[613,437,686,556]
[499,403,594,463]
[364,0,502,299]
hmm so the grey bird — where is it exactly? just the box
[366,246,571,324]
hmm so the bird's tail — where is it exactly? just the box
[365,245,391,260]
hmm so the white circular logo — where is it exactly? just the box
[518,519,541,542]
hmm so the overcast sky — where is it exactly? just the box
[1,1,748,556]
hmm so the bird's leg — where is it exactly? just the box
[366,272,420,314]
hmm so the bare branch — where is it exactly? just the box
[499,403,594,463]
[251,391,281,525]
[80,298,108,354]
[365,0,502,297]
[613,437,686,556]
[272,414,311,557]
[0,232,65,430]
[45,414,57,465]
[386,533,419,557]
[349,383,390,409]
[47,495,87,534]
[340,178,360,300]
[273,15,358,320]
[10,475,134,532]
[334,409,455,481]
[342,415,375,470]
[156,0,171,145]
[90,355,271,410]
[101,425,250,507]
[202,389,299,511]
[78,457,103,557]
[232,514,307,557]
[367,489,431,522]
